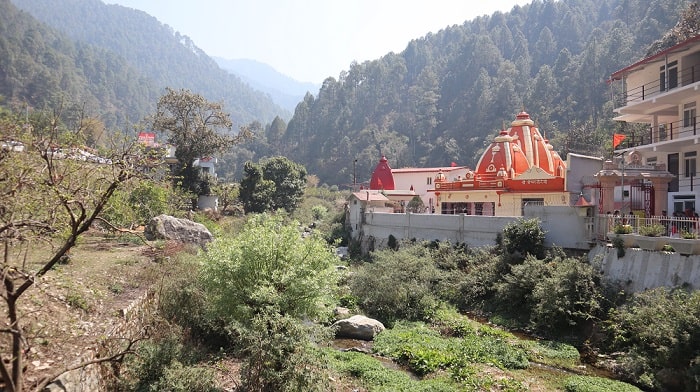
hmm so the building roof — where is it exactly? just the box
[429,111,567,193]
[609,34,700,81]
[392,166,467,174]
[349,191,390,202]
[474,111,566,181]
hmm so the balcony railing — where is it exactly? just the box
[614,63,699,109]
[614,115,698,149]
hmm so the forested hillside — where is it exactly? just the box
[1,0,692,184]
[0,0,159,127]
[264,0,687,185]
[7,0,287,128]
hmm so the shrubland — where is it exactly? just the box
[3,108,690,392]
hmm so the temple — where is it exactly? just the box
[366,111,572,216]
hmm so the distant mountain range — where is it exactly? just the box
[8,0,290,127]
[214,58,320,113]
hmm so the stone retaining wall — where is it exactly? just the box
[589,245,700,292]
[45,290,158,391]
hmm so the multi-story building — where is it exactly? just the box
[605,34,700,216]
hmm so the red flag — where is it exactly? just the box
[613,134,626,148]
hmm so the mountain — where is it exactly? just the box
[0,0,159,127]
[9,0,289,127]
[214,57,320,114]
[2,0,692,185]
[272,0,691,185]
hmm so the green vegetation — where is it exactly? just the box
[239,156,308,213]
[502,218,546,260]
[606,288,700,391]
[564,375,642,392]
[638,223,665,237]
[349,242,451,326]
[613,224,633,234]
[151,88,251,195]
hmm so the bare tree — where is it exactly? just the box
[0,106,145,392]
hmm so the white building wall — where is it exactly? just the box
[393,168,468,211]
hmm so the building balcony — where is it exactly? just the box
[614,63,700,110]
[614,115,699,151]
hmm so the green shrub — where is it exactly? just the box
[530,257,603,332]
[454,248,506,311]
[494,255,604,334]
[238,311,332,392]
[612,236,626,257]
[128,180,170,224]
[613,224,633,234]
[350,243,445,326]
[502,218,546,259]
[387,234,399,250]
[494,255,548,321]
[564,375,642,392]
[201,213,339,326]
[638,223,665,237]
[605,287,700,392]
[681,230,697,239]
[155,361,219,392]
[311,204,328,220]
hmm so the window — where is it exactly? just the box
[685,151,696,178]
[674,195,695,215]
[660,60,678,91]
[684,102,696,128]
[427,177,432,185]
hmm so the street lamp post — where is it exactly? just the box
[353,159,357,192]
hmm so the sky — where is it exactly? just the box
[106,0,531,84]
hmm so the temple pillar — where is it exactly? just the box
[650,177,671,216]
[597,175,617,214]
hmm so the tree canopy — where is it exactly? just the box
[239,156,307,213]
[151,88,250,194]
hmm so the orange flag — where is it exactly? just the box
[613,134,626,148]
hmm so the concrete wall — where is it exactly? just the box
[358,205,596,252]
[523,205,596,249]
[590,245,700,292]
[360,212,517,251]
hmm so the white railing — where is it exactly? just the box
[598,214,700,238]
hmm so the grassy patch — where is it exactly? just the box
[517,339,581,370]
[373,321,459,376]
[326,349,462,392]
[564,375,642,392]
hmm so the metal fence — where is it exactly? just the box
[597,214,700,239]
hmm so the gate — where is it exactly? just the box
[630,183,655,216]
[596,182,655,216]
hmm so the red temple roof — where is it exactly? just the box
[369,155,395,190]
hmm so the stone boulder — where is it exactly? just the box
[332,315,385,341]
[145,215,213,247]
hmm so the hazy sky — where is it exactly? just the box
[106,0,531,84]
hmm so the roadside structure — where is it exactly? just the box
[604,34,700,216]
